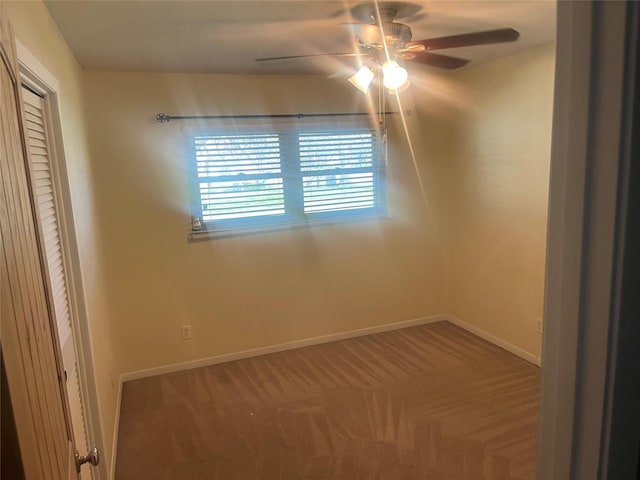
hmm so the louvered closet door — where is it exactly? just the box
[22,86,91,480]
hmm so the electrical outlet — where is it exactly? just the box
[536,318,543,335]
[181,325,192,340]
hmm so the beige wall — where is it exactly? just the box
[3,0,119,474]
[81,45,553,375]
[440,44,555,359]
[82,72,449,374]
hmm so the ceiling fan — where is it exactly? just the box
[255,1,520,93]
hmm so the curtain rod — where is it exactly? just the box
[155,111,403,123]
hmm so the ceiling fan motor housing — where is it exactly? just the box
[383,22,412,46]
[356,21,412,48]
[371,6,412,47]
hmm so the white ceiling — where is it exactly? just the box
[44,0,556,75]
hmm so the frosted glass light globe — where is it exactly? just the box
[348,66,375,93]
[382,61,408,90]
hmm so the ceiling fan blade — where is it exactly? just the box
[256,52,365,62]
[407,28,519,51]
[405,51,469,69]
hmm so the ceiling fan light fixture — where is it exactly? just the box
[382,61,409,91]
[348,65,375,93]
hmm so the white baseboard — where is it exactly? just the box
[121,315,448,382]
[119,314,541,383]
[109,376,123,480]
[443,315,541,366]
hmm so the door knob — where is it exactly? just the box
[75,447,99,472]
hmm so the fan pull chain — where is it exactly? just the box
[377,66,385,126]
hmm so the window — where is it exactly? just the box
[188,119,385,237]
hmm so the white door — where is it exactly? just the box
[21,84,92,480]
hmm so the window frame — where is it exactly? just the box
[185,117,387,239]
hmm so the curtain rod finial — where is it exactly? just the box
[156,113,171,123]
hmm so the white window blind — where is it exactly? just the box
[299,132,377,213]
[189,119,385,236]
[195,133,285,221]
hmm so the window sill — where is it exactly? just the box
[188,214,389,241]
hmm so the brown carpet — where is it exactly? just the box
[115,321,539,480]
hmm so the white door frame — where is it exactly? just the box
[539,1,639,479]
[16,40,106,480]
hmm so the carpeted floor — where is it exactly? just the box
[115,321,539,480]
